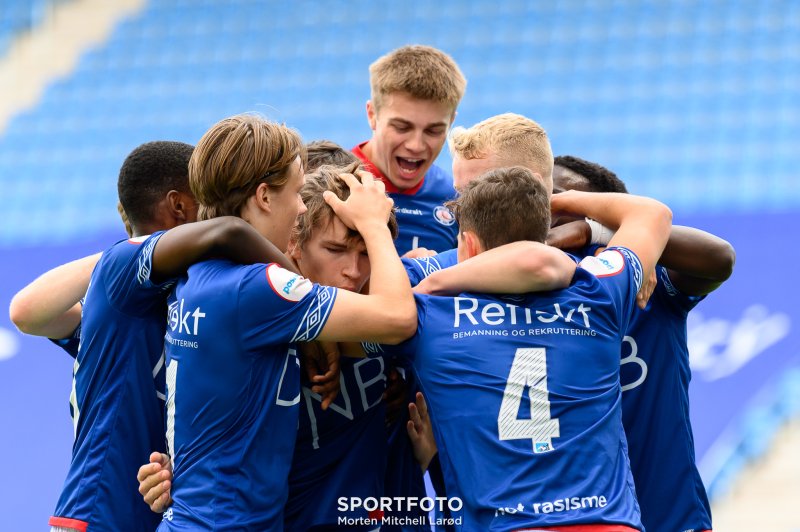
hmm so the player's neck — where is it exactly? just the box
[360,141,387,176]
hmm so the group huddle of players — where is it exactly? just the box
[10,45,734,532]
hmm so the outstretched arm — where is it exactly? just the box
[414,241,576,296]
[9,252,101,338]
[550,191,672,277]
[150,216,297,283]
[547,221,734,297]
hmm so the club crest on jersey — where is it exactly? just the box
[266,264,313,302]
[433,205,456,226]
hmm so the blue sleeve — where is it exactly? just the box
[49,321,81,359]
[655,266,706,313]
[579,246,643,329]
[402,249,458,286]
[104,232,175,314]
[238,263,338,351]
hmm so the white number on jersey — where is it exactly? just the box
[620,335,647,392]
[70,358,80,438]
[498,347,560,453]
[166,358,177,458]
[276,348,301,406]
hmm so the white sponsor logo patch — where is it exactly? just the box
[579,249,625,277]
[267,264,313,302]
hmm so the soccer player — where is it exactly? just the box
[159,114,416,531]
[8,140,292,532]
[370,166,672,530]
[284,162,399,530]
[450,112,554,194]
[549,155,735,532]
[138,158,576,530]
[353,45,466,255]
[402,112,555,282]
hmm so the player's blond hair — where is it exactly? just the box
[292,162,398,249]
[189,114,306,220]
[369,45,466,114]
[449,113,554,192]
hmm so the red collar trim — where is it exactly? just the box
[352,141,425,195]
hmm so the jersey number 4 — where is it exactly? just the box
[498,347,560,453]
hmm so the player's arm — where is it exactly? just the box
[414,241,576,296]
[657,226,735,296]
[547,217,734,297]
[316,172,416,345]
[150,216,297,282]
[9,252,101,338]
[550,191,672,276]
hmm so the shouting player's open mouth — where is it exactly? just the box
[395,156,425,181]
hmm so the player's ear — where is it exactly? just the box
[287,238,302,262]
[366,100,377,131]
[167,190,197,223]
[461,230,484,259]
[165,190,189,222]
[254,182,272,213]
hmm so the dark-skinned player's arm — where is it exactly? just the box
[150,216,297,282]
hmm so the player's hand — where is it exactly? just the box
[301,341,341,410]
[323,170,393,232]
[413,277,433,295]
[407,392,437,472]
[137,452,173,513]
[383,368,407,427]
[637,268,657,309]
[402,247,438,259]
[546,220,591,251]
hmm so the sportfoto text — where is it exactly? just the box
[337,496,463,512]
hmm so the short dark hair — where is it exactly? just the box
[554,155,628,193]
[447,166,550,250]
[118,141,194,228]
[305,140,359,172]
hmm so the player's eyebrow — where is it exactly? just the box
[320,239,349,249]
[388,117,448,129]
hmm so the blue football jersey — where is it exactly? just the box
[374,248,645,531]
[159,261,337,531]
[402,248,458,287]
[382,362,430,532]
[285,355,388,531]
[50,234,172,532]
[354,142,458,255]
[620,266,712,532]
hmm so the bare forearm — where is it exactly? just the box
[152,217,297,281]
[418,241,575,295]
[660,226,735,281]
[552,191,672,275]
[9,252,100,337]
[360,223,415,315]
